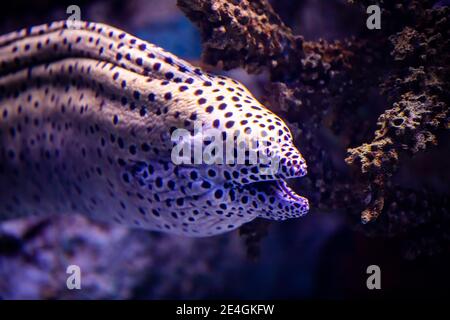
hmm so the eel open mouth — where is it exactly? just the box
[250,179,304,202]
[244,177,309,220]
[249,159,308,203]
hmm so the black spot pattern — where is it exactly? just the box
[0,20,308,237]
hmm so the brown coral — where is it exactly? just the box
[177,0,304,80]
[177,0,450,257]
[346,5,450,222]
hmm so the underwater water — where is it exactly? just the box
[0,0,449,301]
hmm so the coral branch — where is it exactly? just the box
[346,5,449,222]
[178,0,450,257]
[177,0,304,81]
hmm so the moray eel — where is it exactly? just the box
[0,21,308,236]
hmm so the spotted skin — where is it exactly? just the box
[0,21,309,236]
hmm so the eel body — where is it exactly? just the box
[0,21,308,236]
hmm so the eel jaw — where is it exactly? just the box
[243,178,309,221]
